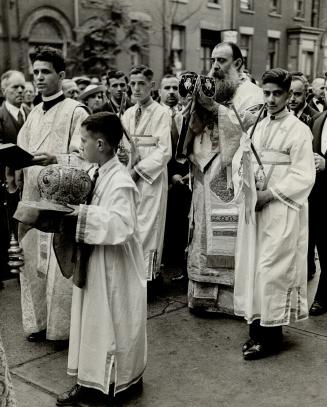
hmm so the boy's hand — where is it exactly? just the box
[256,189,273,211]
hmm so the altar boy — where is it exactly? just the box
[57,112,147,405]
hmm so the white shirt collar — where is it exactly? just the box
[5,101,25,121]
[42,90,63,102]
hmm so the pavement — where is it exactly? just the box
[1,266,327,407]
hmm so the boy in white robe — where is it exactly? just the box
[122,65,171,288]
[57,112,147,405]
[233,68,315,360]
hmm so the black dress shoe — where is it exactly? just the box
[309,301,327,316]
[243,342,268,360]
[242,339,256,353]
[27,329,47,342]
[56,384,87,406]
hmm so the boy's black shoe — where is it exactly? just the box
[56,384,87,406]
[27,329,46,342]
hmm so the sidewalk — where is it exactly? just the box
[1,269,327,407]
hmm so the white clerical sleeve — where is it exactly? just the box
[76,186,137,245]
[270,126,315,210]
[134,110,172,184]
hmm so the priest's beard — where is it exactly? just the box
[209,65,240,105]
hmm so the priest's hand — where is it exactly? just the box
[32,152,58,166]
[65,204,80,217]
[314,153,326,172]
[256,189,274,211]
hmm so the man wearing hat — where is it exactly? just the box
[79,84,106,113]
[16,46,89,343]
[73,76,91,92]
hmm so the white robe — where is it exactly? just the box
[17,99,88,339]
[67,156,147,395]
[233,109,316,326]
[122,99,171,280]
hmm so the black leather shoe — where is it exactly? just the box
[309,301,327,316]
[56,384,87,406]
[27,329,47,342]
[242,339,256,353]
[243,342,268,360]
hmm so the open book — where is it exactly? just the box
[0,143,34,169]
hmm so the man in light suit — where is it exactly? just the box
[0,70,29,282]
[308,84,327,315]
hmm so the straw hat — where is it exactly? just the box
[79,84,106,101]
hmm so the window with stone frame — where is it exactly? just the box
[208,0,220,5]
[240,0,254,11]
[269,0,281,14]
[294,0,305,18]
[266,37,279,69]
[170,26,185,74]
[200,29,221,74]
[311,0,320,27]
[240,34,252,71]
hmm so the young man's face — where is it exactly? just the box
[159,77,179,107]
[129,73,154,104]
[289,80,306,113]
[80,126,99,163]
[108,77,127,102]
[33,60,64,97]
[263,82,290,115]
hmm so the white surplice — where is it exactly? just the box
[17,99,88,339]
[233,109,316,326]
[67,156,147,395]
[122,99,171,280]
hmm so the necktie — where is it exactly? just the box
[17,110,24,127]
[86,167,99,205]
[170,108,179,147]
[135,107,142,130]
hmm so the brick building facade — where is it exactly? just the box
[0,0,326,83]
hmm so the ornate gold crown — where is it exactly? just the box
[38,165,92,207]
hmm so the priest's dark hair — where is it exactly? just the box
[262,68,292,92]
[129,65,154,81]
[30,46,65,73]
[82,112,123,149]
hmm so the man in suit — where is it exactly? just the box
[94,70,133,115]
[160,74,191,279]
[308,84,327,315]
[308,77,326,112]
[289,75,316,128]
[0,70,29,282]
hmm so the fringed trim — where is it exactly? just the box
[207,255,235,269]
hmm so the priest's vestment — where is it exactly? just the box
[17,99,88,339]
